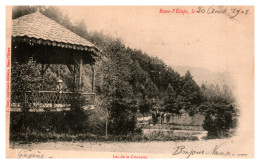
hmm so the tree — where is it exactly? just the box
[73,20,89,39]
[181,72,202,105]
[183,70,192,81]
[163,83,177,113]
[107,81,138,135]
[202,113,217,136]
[139,98,154,120]
[101,39,139,135]
[202,102,238,137]
[187,106,199,125]
[11,58,45,132]
[12,6,38,19]
[11,58,40,91]
[200,82,238,138]
[11,58,42,111]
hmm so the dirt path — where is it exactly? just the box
[10,138,231,154]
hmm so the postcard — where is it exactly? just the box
[5,6,254,158]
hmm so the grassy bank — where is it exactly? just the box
[10,131,199,143]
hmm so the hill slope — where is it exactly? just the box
[171,65,234,89]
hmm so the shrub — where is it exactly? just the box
[108,98,138,135]
[202,102,238,138]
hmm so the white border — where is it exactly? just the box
[0,0,258,164]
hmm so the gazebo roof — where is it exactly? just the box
[12,11,100,53]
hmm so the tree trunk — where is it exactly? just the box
[105,119,108,138]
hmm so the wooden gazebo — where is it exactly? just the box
[11,11,101,111]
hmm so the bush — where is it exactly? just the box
[108,98,138,135]
[202,102,238,138]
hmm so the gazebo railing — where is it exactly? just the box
[10,91,95,112]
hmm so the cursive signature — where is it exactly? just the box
[18,149,45,159]
[172,146,205,158]
[172,144,247,158]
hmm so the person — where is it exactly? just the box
[56,79,63,93]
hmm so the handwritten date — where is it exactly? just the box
[196,6,249,19]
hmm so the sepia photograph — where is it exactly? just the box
[5,5,254,158]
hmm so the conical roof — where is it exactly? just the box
[12,11,100,52]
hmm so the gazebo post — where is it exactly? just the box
[40,63,50,90]
[79,54,83,91]
[74,54,83,92]
[41,63,44,90]
[73,64,76,92]
[91,63,95,93]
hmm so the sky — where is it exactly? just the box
[58,6,254,73]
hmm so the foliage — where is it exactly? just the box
[163,84,177,113]
[200,83,234,103]
[199,82,237,137]
[100,39,139,135]
[139,98,154,119]
[11,58,43,112]
[11,58,41,92]
[108,98,138,135]
[201,102,238,137]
